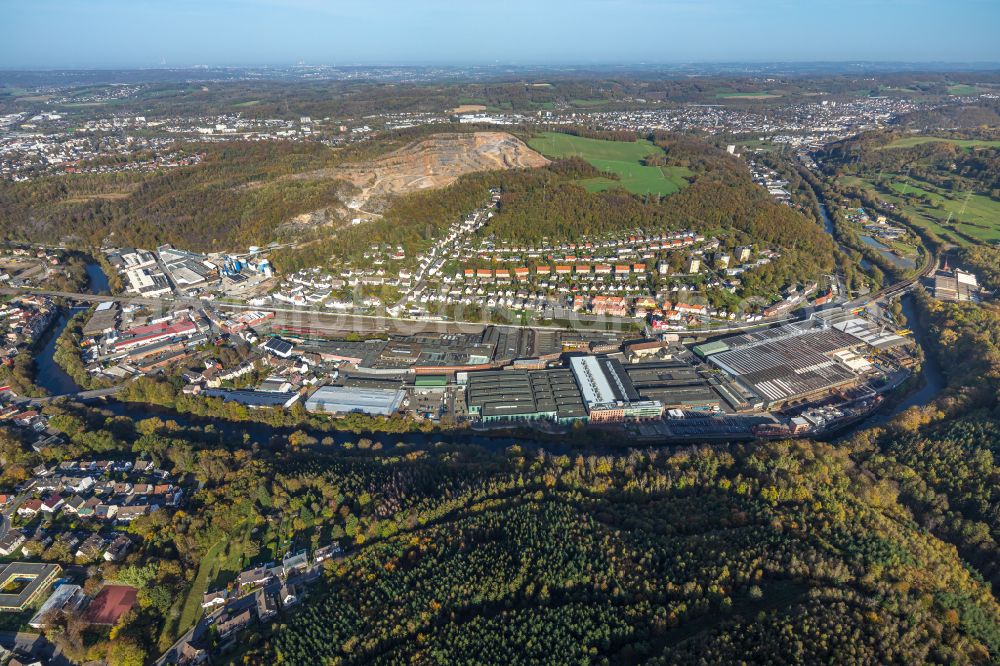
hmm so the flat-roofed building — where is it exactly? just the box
[569,356,639,406]
[625,360,721,411]
[29,583,86,628]
[305,386,405,416]
[200,388,300,409]
[465,368,586,424]
[124,267,172,297]
[158,246,215,288]
[569,355,662,421]
[0,562,61,612]
[82,301,119,339]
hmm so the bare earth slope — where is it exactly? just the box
[334,131,548,210]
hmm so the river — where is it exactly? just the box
[33,307,86,396]
[859,235,915,270]
[884,292,946,416]
[817,200,874,271]
[34,261,110,395]
[85,261,110,295]
[831,292,947,439]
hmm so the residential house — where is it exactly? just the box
[40,494,64,513]
[279,582,299,607]
[255,588,278,621]
[0,531,25,556]
[237,566,274,592]
[115,505,150,522]
[178,641,207,665]
[216,609,252,639]
[17,498,41,517]
[313,543,342,564]
[104,535,132,562]
[95,504,118,521]
[281,550,309,578]
[75,534,108,560]
[201,590,228,610]
[62,495,87,515]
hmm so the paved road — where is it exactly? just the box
[22,385,124,405]
[0,285,812,340]
[2,243,936,343]
[0,482,34,543]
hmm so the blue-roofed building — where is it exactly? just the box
[200,388,299,409]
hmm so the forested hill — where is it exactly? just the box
[848,293,1000,593]
[240,438,1000,665]
[0,141,350,251]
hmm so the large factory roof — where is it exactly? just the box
[568,356,640,408]
[625,360,720,408]
[708,329,861,404]
[304,386,405,416]
[831,318,906,349]
[82,301,119,337]
[465,368,586,420]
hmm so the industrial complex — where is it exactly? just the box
[60,281,919,440]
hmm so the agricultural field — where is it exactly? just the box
[947,84,987,95]
[886,176,1000,243]
[841,173,1000,247]
[527,131,693,195]
[715,90,782,99]
[568,98,611,107]
[881,136,1000,150]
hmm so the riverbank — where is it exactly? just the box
[32,307,86,396]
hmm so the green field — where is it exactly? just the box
[166,520,253,642]
[528,132,693,196]
[715,91,782,99]
[841,173,1000,247]
[881,136,1000,150]
[947,84,984,95]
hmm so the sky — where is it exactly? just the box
[2,0,999,69]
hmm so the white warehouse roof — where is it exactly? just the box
[305,386,404,416]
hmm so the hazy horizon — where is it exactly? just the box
[4,0,999,69]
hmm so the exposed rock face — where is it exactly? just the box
[333,132,548,210]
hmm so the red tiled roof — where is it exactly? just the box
[86,585,138,625]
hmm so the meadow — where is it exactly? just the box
[946,84,986,95]
[881,136,1000,150]
[527,131,692,195]
[842,173,1000,247]
[715,91,782,99]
